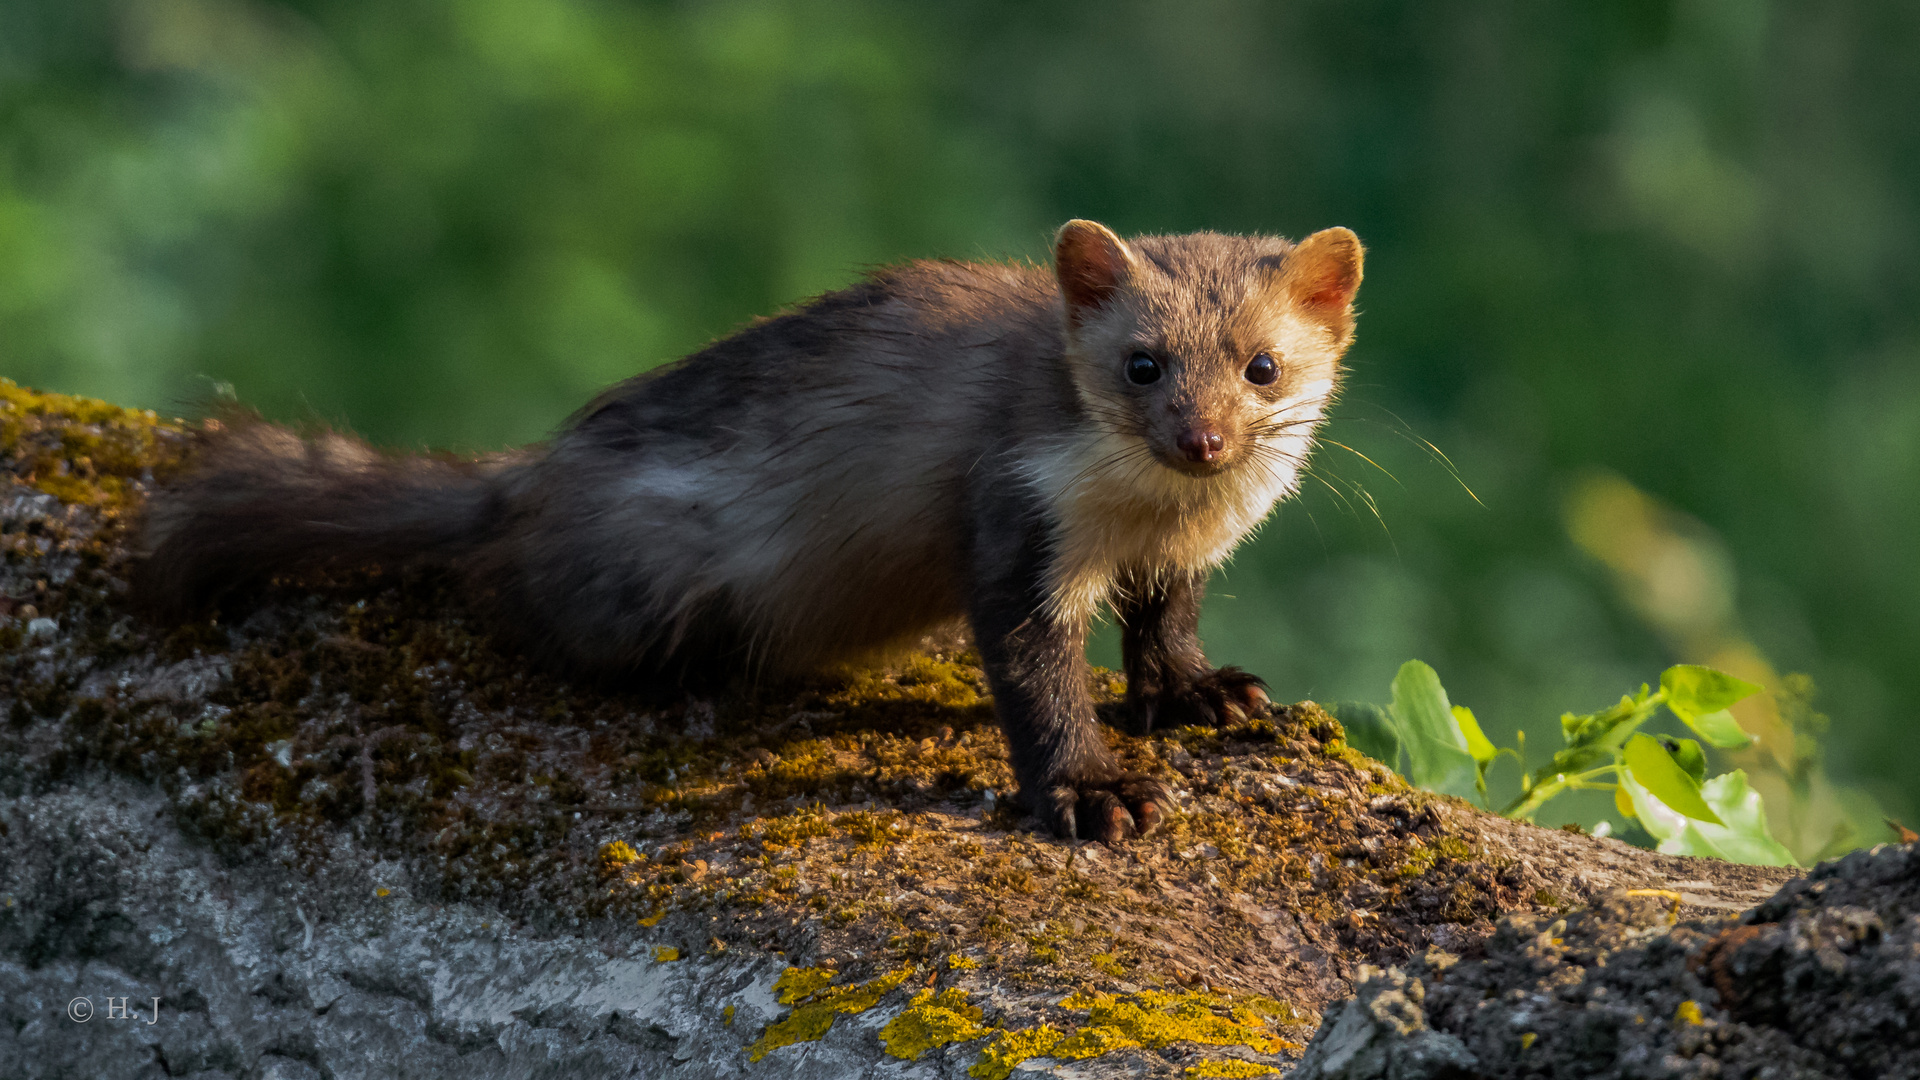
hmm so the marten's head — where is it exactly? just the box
[1052,220,1362,487]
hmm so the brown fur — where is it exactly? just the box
[135,222,1364,840]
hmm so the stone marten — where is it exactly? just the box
[135,220,1364,843]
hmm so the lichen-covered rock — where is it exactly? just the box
[0,780,804,1079]
[1288,966,1475,1079]
[0,382,1799,1078]
[1293,844,1920,1079]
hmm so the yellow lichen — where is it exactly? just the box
[969,1025,1065,1080]
[772,966,840,1005]
[1050,1024,1139,1060]
[599,840,640,876]
[879,988,987,1060]
[0,378,181,509]
[748,967,914,1062]
[1186,1060,1278,1078]
[1228,996,1300,1027]
[946,953,979,971]
[652,946,681,962]
[1050,991,1296,1059]
[1674,1000,1704,1026]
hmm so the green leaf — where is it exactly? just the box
[1389,661,1476,797]
[1623,734,1723,826]
[1661,666,1762,747]
[1621,768,1797,867]
[1450,704,1500,800]
[1560,689,1660,752]
[1325,702,1399,768]
[1696,771,1800,865]
[1452,705,1497,764]
[1663,737,1708,784]
[1679,708,1757,750]
[1546,745,1611,776]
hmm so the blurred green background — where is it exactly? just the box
[4,0,1915,853]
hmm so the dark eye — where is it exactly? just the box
[1245,352,1279,386]
[1125,351,1162,385]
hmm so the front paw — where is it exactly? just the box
[1130,666,1271,733]
[1036,773,1172,843]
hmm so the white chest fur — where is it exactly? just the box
[1019,419,1317,625]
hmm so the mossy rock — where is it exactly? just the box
[0,382,1799,1078]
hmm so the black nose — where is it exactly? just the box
[1177,429,1225,463]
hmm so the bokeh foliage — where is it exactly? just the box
[3,1,1915,841]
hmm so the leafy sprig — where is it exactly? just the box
[1330,661,1796,866]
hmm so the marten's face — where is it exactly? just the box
[1054,222,1363,490]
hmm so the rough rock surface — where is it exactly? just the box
[1293,843,1920,1079]
[0,382,1803,1078]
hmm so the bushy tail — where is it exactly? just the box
[133,418,512,618]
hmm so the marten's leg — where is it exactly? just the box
[965,510,1168,842]
[1114,570,1270,736]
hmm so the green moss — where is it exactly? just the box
[751,807,836,850]
[1398,842,1439,878]
[878,988,987,1060]
[837,653,989,712]
[836,809,907,850]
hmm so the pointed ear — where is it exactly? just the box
[1278,226,1364,328]
[1053,219,1136,326]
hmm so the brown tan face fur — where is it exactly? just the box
[1025,221,1363,624]
[1056,220,1362,483]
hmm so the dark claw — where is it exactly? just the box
[1210,667,1272,720]
[1118,774,1169,836]
[1043,785,1080,840]
[1080,789,1134,843]
[1129,666,1273,732]
[1037,774,1170,843]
